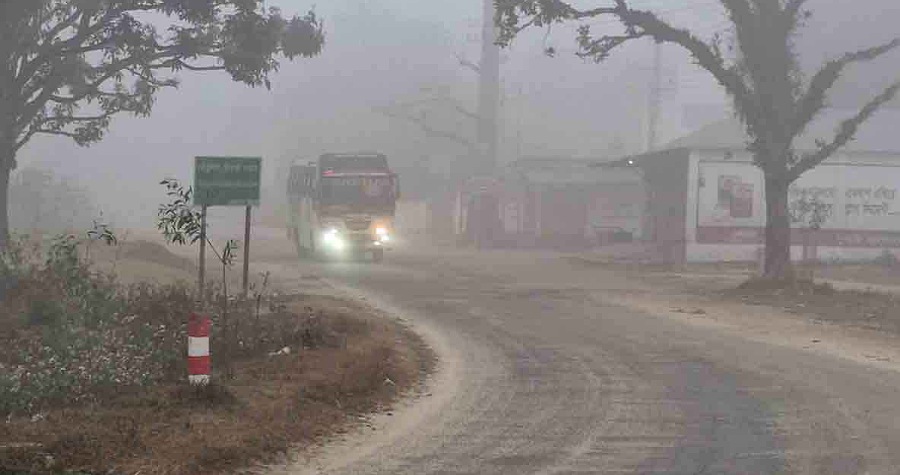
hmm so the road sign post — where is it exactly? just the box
[199,205,207,295]
[243,205,251,298]
[193,156,262,300]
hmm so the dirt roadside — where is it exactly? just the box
[619,260,900,334]
[0,233,436,475]
[568,258,900,374]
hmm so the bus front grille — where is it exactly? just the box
[345,218,371,231]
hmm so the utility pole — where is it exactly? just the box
[646,42,662,152]
[477,0,501,175]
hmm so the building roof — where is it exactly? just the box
[665,108,900,154]
[504,157,640,186]
[509,157,605,168]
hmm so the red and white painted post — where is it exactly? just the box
[188,313,212,385]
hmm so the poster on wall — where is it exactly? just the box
[732,183,754,218]
[700,163,764,227]
[717,175,738,209]
[716,175,754,219]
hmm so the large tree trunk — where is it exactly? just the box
[0,162,9,251]
[0,117,13,250]
[763,175,793,280]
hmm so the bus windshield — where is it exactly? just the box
[319,175,396,208]
[319,154,388,173]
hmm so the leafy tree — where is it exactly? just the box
[0,0,325,248]
[156,178,239,308]
[495,0,900,281]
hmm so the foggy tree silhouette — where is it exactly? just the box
[495,0,900,281]
[0,0,325,248]
[9,166,97,233]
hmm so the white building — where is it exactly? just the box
[630,109,900,264]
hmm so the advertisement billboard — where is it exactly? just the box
[696,161,900,246]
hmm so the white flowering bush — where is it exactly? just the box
[0,232,192,416]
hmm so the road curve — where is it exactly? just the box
[260,246,900,475]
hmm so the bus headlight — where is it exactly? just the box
[322,229,345,250]
[375,227,390,242]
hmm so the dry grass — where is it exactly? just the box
[0,295,433,475]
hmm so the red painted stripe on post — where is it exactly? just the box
[188,355,211,375]
[188,313,211,338]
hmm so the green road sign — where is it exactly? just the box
[193,156,261,206]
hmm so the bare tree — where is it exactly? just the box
[374,93,480,156]
[0,0,325,248]
[495,0,900,281]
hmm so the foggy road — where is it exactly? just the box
[258,246,900,475]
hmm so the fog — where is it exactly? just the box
[14,0,900,230]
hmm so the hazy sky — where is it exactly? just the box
[15,0,900,228]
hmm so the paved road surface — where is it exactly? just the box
[256,245,900,475]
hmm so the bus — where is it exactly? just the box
[287,153,399,262]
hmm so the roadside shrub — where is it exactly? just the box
[0,231,322,417]
[0,233,193,416]
[24,298,65,327]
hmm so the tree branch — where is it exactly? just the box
[541,0,620,21]
[125,67,179,88]
[15,9,107,90]
[29,128,81,140]
[452,103,480,122]
[43,111,116,123]
[169,60,228,72]
[576,26,648,62]
[455,52,480,74]
[392,96,480,123]
[374,106,477,152]
[792,37,900,138]
[49,90,121,104]
[789,80,900,181]
[14,128,37,153]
